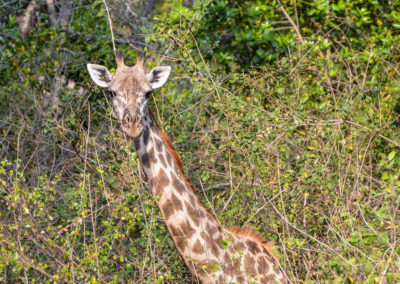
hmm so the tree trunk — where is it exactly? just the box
[58,0,72,27]
[46,0,57,27]
[17,0,38,37]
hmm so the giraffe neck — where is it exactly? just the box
[131,109,224,267]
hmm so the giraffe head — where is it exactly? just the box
[87,51,171,138]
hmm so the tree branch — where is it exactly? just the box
[278,2,305,45]
[46,0,58,27]
[102,0,116,54]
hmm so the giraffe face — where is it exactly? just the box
[87,52,171,138]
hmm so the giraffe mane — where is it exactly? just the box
[229,227,279,261]
[150,111,218,222]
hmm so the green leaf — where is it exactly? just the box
[9,15,16,25]
[388,150,396,161]
[381,173,389,180]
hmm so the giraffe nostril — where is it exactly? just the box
[135,114,142,123]
[122,108,140,127]
[122,111,132,126]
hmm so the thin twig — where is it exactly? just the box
[102,0,116,54]
[361,46,373,91]
[156,41,174,66]
[189,30,222,101]
[344,119,400,148]
[269,199,356,267]
[277,1,305,45]
[222,166,251,211]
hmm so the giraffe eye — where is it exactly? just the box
[107,90,117,98]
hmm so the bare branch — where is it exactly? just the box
[102,0,116,54]
[278,2,305,45]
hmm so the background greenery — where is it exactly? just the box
[1,0,400,282]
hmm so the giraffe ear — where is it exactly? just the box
[146,66,171,89]
[87,64,113,88]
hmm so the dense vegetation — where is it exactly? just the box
[1,0,400,282]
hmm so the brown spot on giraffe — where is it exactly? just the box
[258,255,270,274]
[171,173,185,194]
[261,274,277,284]
[244,253,257,276]
[142,126,150,144]
[133,137,141,150]
[201,231,220,256]
[236,241,246,251]
[161,193,183,221]
[155,138,163,152]
[169,224,186,251]
[192,239,204,254]
[223,252,231,265]
[175,236,187,251]
[180,220,195,238]
[148,147,157,164]
[207,223,218,236]
[152,168,170,196]
[158,153,167,168]
[141,152,150,168]
[185,201,200,226]
[195,209,206,218]
[189,194,196,205]
[223,252,240,277]
[170,193,183,211]
[165,152,173,167]
[161,199,174,220]
[169,224,181,237]
[246,239,261,254]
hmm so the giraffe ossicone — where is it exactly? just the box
[87,51,289,283]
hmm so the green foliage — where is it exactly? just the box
[195,0,290,66]
[171,0,399,69]
[1,0,400,283]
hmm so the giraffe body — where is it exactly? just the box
[87,52,288,283]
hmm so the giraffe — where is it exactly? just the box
[87,51,289,284]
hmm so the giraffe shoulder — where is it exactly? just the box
[229,227,279,260]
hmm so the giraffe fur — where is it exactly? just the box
[87,51,289,284]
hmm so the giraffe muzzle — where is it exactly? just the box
[122,108,143,139]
